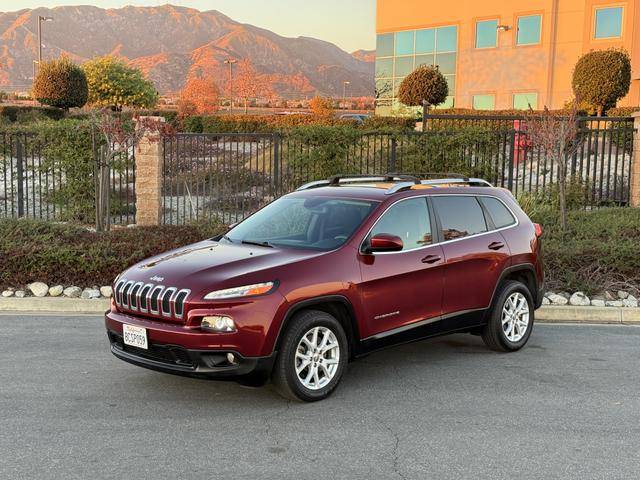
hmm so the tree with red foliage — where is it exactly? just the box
[178,75,220,115]
[234,59,273,114]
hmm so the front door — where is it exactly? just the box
[357,197,445,338]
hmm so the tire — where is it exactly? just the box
[272,310,348,402]
[481,280,534,352]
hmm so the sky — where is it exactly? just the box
[4,0,377,52]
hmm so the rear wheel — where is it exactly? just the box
[272,310,348,402]
[481,280,534,352]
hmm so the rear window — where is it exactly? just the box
[432,196,487,241]
[481,197,516,229]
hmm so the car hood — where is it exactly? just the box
[120,240,322,294]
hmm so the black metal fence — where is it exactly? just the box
[0,131,137,225]
[161,116,636,225]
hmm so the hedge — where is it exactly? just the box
[0,106,66,124]
[0,219,226,288]
[1,208,638,296]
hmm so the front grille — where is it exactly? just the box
[114,279,190,320]
[109,332,195,368]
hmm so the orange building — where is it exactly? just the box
[375,0,640,115]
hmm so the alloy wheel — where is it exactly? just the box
[502,292,530,343]
[294,326,340,390]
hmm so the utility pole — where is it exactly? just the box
[34,15,53,104]
[224,58,238,112]
[342,81,351,109]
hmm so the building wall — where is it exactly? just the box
[376,0,640,114]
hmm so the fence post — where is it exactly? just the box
[134,116,165,226]
[15,136,24,218]
[507,130,516,191]
[632,113,640,207]
[273,134,280,196]
[389,137,397,172]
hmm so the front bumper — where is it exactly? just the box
[108,330,276,381]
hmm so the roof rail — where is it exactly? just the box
[386,172,470,181]
[296,174,420,191]
[385,177,493,195]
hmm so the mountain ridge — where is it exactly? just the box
[0,4,374,97]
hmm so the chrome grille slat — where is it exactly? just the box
[114,279,189,320]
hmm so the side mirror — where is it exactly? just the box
[367,233,404,253]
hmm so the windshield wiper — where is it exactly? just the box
[241,240,274,248]
[221,234,234,243]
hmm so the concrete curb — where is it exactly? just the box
[0,299,639,324]
[0,297,110,314]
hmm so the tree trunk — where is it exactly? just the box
[422,100,430,132]
[244,98,249,115]
[557,140,568,231]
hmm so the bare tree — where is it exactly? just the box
[526,103,582,231]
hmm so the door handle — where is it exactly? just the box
[488,241,505,251]
[421,254,442,264]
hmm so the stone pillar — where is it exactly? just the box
[134,116,165,226]
[632,113,640,207]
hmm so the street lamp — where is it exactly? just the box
[224,58,238,112]
[37,16,54,67]
[342,81,351,109]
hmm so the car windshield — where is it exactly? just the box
[224,196,379,251]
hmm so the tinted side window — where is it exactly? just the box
[432,196,487,241]
[481,197,516,229]
[370,198,432,251]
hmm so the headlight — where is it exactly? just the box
[203,282,276,300]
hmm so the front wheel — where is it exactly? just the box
[272,310,348,402]
[481,280,534,352]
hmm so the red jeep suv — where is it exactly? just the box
[106,174,544,401]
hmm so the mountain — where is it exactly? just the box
[0,5,374,97]
[351,49,376,63]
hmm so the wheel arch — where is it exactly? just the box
[273,295,361,359]
[492,264,539,308]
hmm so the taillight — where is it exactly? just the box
[534,223,542,238]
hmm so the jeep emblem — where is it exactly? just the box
[150,275,164,282]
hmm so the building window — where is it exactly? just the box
[416,29,435,54]
[376,33,394,57]
[395,30,415,56]
[513,92,538,110]
[516,14,542,45]
[375,25,458,113]
[476,19,498,48]
[473,94,495,110]
[595,7,623,39]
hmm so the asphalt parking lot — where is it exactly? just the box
[1,315,639,479]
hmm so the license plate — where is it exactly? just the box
[123,324,148,350]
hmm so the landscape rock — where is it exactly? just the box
[622,296,638,308]
[569,292,590,306]
[557,292,571,300]
[28,282,49,298]
[15,290,26,298]
[617,290,630,300]
[606,300,624,308]
[548,294,568,306]
[1,290,15,298]
[591,296,606,307]
[63,286,82,298]
[100,286,113,298]
[81,288,101,299]
[544,291,554,299]
[604,291,617,301]
[542,297,551,305]
[48,285,64,297]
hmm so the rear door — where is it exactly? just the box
[431,195,511,315]
[357,197,445,337]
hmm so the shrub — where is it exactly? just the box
[310,96,334,117]
[606,106,639,117]
[32,57,88,110]
[398,65,448,108]
[83,56,158,110]
[0,219,226,288]
[538,208,640,295]
[572,48,631,116]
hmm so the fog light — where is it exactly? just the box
[226,353,236,364]
[201,315,236,333]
